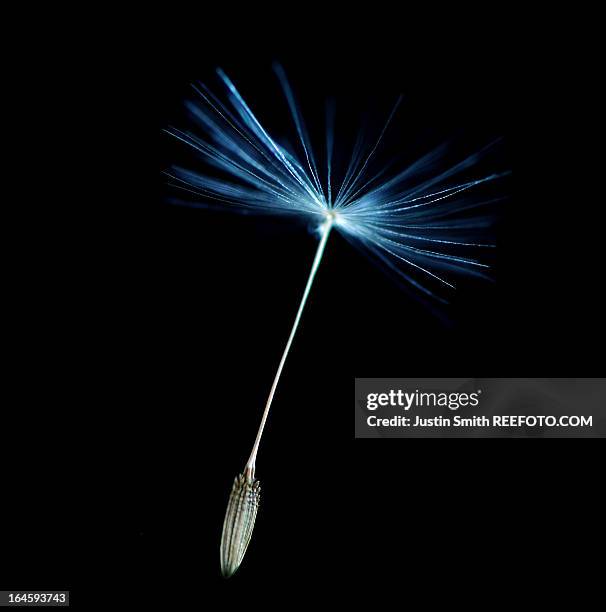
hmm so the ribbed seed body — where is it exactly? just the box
[220,472,261,578]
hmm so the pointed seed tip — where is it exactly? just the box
[220,471,261,578]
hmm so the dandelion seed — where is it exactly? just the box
[220,470,261,578]
[165,65,508,577]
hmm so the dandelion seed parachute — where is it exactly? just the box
[165,65,507,577]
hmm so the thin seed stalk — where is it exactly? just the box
[220,217,333,577]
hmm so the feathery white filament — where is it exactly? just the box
[166,66,508,304]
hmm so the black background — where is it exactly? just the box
[2,8,603,609]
